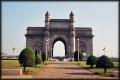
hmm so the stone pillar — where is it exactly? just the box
[44,11,50,58]
[43,35,50,58]
[49,44,53,58]
[69,11,75,58]
[69,30,75,58]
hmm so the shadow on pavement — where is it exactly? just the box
[66,72,95,76]
[43,66,81,70]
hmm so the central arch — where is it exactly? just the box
[51,37,67,58]
[53,41,65,57]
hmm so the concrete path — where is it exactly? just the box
[33,61,118,79]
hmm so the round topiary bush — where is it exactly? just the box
[86,55,97,68]
[35,52,42,67]
[19,48,35,72]
[96,55,114,73]
[74,51,83,61]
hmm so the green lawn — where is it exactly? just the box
[113,61,119,68]
[1,60,44,75]
[72,61,89,67]
[2,60,21,69]
[72,61,119,77]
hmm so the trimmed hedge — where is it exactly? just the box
[19,48,35,72]
[74,51,83,61]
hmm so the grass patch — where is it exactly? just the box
[24,63,44,75]
[2,60,21,69]
[94,72,112,77]
[72,61,119,77]
[45,61,51,64]
[88,68,118,77]
[1,60,45,75]
[79,61,90,68]
[113,61,119,68]
[72,61,90,68]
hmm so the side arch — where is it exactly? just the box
[79,40,87,53]
[33,40,42,54]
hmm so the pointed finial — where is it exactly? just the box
[45,11,50,16]
[70,11,74,16]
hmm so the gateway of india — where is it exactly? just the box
[25,11,94,58]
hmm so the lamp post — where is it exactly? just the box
[77,38,79,66]
[46,39,48,61]
[51,47,53,59]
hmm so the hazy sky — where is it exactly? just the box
[2,1,118,58]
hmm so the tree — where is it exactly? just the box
[19,48,35,72]
[96,55,114,73]
[86,55,97,68]
[74,51,83,61]
[41,52,48,64]
[35,52,42,67]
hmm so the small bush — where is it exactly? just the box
[41,52,48,64]
[86,55,97,68]
[74,51,83,61]
[35,52,42,67]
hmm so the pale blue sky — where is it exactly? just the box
[2,1,118,58]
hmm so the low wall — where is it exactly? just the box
[112,71,119,77]
[2,69,22,76]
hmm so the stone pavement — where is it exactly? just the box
[33,61,118,79]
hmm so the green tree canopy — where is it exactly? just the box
[74,51,83,61]
[96,55,114,73]
[19,48,35,72]
[86,55,97,68]
[35,51,42,67]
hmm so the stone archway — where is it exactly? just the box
[79,41,87,53]
[33,40,43,56]
[25,11,94,58]
[51,37,67,58]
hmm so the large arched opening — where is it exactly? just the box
[53,41,65,57]
[52,38,67,58]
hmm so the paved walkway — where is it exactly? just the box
[33,61,118,79]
